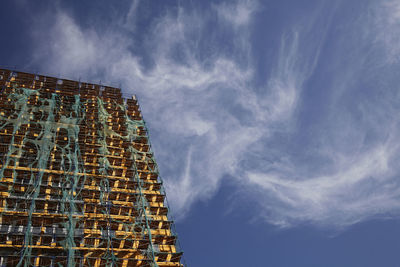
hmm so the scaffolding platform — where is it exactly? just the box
[0,69,184,267]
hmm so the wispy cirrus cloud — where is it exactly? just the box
[29,0,400,229]
[241,0,400,228]
[214,0,258,27]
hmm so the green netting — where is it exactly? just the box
[97,97,158,267]
[0,85,181,266]
[0,88,86,266]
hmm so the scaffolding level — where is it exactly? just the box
[0,69,184,267]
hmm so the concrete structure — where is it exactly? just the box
[0,69,184,266]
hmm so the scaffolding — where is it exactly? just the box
[0,69,184,267]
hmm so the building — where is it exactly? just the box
[0,69,184,267]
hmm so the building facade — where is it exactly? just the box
[0,69,184,267]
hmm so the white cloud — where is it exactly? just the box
[214,0,258,27]
[370,0,400,64]
[123,0,140,30]
[247,142,396,227]
[238,0,400,228]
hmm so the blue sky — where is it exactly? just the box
[2,0,400,266]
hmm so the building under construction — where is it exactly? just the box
[0,69,184,267]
